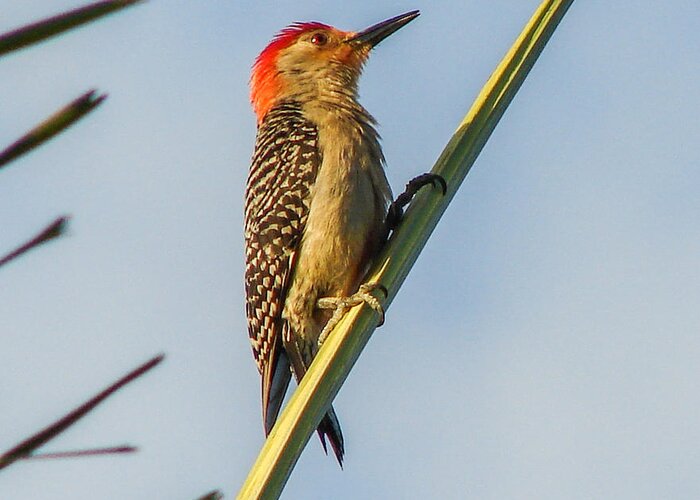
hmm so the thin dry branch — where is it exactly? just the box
[23,445,137,460]
[0,0,144,57]
[0,354,164,471]
[195,491,224,500]
[0,90,106,170]
[0,216,69,269]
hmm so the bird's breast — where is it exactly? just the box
[296,116,391,298]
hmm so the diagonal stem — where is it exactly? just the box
[0,0,144,57]
[0,216,69,269]
[0,354,164,471]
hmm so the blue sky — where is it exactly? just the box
[2,1,700,499]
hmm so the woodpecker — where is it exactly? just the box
[245,10,440,466]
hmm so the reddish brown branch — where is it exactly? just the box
[195,491,224,500]
[0,0,144,57]
[0,90,106,169]
[0,354,164,471]
[24,445,137,460]
[0,216,69,269]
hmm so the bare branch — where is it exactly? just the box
[0,216,69,269]
[0,90,106,170]
[23,445,137,460]
[195,491,224,500]
[0,0,144,57]
[0,354,164,471]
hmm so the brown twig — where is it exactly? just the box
[0,0,144,57]
[195,491,224,500]
[0,354,164,471]
[0,216,69,269]
[0,90,106,170]
[24,445,137,460]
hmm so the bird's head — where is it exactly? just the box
[250,10,419,123]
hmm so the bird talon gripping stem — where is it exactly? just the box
[316,282,387,346]
[244,10,420,466]
[387,172,447,230]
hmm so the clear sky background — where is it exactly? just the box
[2,1,699,499]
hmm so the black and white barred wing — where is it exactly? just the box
[244,102,320,432]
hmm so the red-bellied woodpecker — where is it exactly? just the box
[245,10,444,466]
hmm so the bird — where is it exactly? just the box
[244,10,440,466]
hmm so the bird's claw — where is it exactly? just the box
[387,172,447,230]
[317,282,387,346]
[427,173,448,195]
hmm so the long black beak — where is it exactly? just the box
[346,10,420,48]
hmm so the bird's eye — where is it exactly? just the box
[310,33,328,46]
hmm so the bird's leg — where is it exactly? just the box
[316,174,445,347]
[386,173,447,231]
[317,283,388,346]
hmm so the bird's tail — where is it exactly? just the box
[281,324,345,466]
[317,405,345,467]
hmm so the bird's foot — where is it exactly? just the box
[317,282,388,346]
[387,173,447,230]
